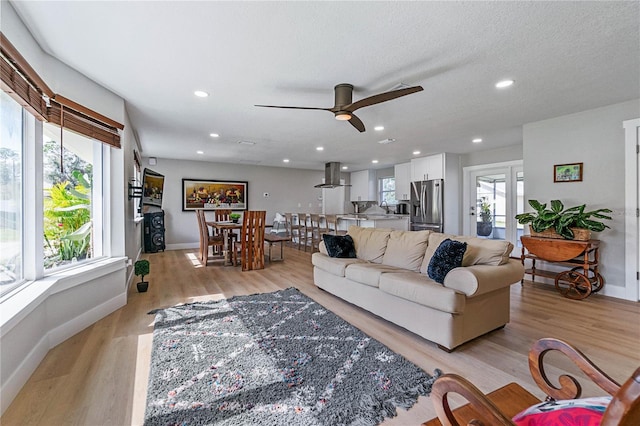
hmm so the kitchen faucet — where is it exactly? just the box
[380,200,389,214]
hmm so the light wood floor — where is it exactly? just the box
[3,246,639,425]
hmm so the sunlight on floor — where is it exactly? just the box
[187,294,225,303]
[131,332,153,425]
[185,252,204,267]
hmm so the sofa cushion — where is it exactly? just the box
[311,252,364,277]
[322,234,356,258]
[421,233,514,273]
[379,272,466,314]
[344,263,405,288]
[348,226,392,264]
[381,230,431,272]
[427,239,467,284]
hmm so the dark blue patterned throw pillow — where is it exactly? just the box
[322,234,356,258]
[427,238,467,284]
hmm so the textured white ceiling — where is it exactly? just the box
[10,1,640,171]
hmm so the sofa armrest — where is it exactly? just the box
[443,259,524,297]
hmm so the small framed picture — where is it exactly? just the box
[554,163,583,183]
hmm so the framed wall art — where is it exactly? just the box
[182,179,248,211]
[554,162,583,183]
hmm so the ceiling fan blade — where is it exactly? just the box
[348,113,365,132]
[254,104,331,111]
[348,86,424,112]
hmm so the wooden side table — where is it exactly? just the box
[520,235,603,300]
[422,382,540,426]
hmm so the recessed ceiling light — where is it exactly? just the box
[372,160,379,164]
[194,90,209,97]
[374,126,384,131]
[196,150,204,154]
[342,166,348,170]
[209,133,219,138]
[237,140,256,145]
[316,146,324,151]
[495,79,514,89]
[283,158,290,163]
[472,138,483,143]
[413,150,421,155]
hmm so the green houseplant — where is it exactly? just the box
[477,197,493,237]
[515,199,612,240]
[134,259,150,292]
[229,213,241,223]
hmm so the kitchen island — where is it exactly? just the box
[336,214,410,231]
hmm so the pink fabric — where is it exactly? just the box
[512,396,611,426]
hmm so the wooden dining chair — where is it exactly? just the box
[195,209,225,266]
[237,210,266,271]
[213,209,237,252]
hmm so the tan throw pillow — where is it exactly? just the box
[420,233,514,273]
[347,226,392,264]
[463,237,514,266]
[382,230,431,272]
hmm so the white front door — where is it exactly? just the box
[463,161,524,248]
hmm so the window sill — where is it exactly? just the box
[0,257,127,337]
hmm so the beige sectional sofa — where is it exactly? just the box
[311,226,524,351]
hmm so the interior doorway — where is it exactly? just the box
[463,161,524,248]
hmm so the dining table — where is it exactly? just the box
[206,221,241,266]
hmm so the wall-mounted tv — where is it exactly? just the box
[142,168,165,208]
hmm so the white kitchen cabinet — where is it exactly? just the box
[411,153,444,182]
[394,162,411,201]
[350,170,377,201]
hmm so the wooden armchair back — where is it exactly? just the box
[430,337,640,426]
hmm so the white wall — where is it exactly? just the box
[461,145,523,167]
[140,158,327,248]
[122,111,143,286]
[523,99,640,298]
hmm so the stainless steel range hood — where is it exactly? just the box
[314,162,350,188]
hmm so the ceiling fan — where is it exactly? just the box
[255,83,423,132]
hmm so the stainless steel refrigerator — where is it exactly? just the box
[410,179,444,232]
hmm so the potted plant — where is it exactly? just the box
[230,213,241,223]
[515,199,612,240]
[134,259,150,292]
[477,197,493,237]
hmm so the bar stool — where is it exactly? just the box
[284,212,304,250]
[325,214,347,236]
[297,213,311,251]
[310,214,330,252]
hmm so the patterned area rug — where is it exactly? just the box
[144,287,441,426]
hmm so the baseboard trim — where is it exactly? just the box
[0,291,127,415]
[166,242,198,251]
[0,334,49,414]
[48,292,126,348]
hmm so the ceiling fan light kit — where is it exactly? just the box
[255,82,423,133]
